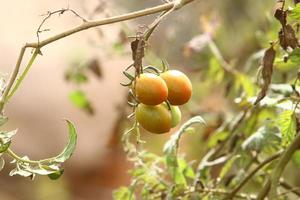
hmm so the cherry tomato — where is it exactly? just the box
[135,73,168,105]
[160,70,192,105]
[170,105,181,127]
[136,103,172,134]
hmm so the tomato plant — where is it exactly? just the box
[3,0,300,200]
[0,0,195,180]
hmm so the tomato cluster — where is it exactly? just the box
[135,69,192,134]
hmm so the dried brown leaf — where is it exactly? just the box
[274,9,287,26]
[88,59,102,78]
[131,39,145,61]
[279,24,298,50]
[131,38,145,74]
[254,46,276,105]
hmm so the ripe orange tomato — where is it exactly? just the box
[135,73,168,105]
[136,103,172,134]
[160,70,192,105]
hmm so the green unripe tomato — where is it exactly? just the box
[136,103,172,134]
[170,105,181,127]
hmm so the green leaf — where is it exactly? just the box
[278,110,297,147]
[0,157,5,172]
[274,58,298,72]
[292,150,300,167]
[9,167,33,178]
[130,167,146,178]
[242,122,281,152]
[182,164,195,179]
[208,131,229,148]
[0,130,17,152]
[0,130,17,144]
[48,169,64,180]
[289,4,300,21]
[172,167,187,186]
[10,158,64,179]
[65,69,88,84]
[219,155,240,180]
[113,187,133,200]
[53,120,77,163]
[164,116,205,167]
[24,164,60,175]
[0,115,8,126]
[235,73,256,97]
[207,57,224,83]
[69,90,94,114]
[288,48,300,64]
[0,142,11,153]
[270,84,294,95]
[170,158,195,186]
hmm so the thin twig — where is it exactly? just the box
[37,8,87,46]
[208,39,238,75]
[276,186,300,198]
[224,151,282,200]
[191,187,257,199]
[280,181,300,197]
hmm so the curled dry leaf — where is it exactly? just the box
[87,59,102,78]
[254,46,276,105]
[279,24,298,50]
[131,39,145,74]
[274,9,287,26]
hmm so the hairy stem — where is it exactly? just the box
[0,46,26,111]
[6,148,55,164]
[7,49,39,101]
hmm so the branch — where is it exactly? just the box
[258,132,300,200]
[6,49,39,100]
[191,187,256,200]
[280,181,300,197]
[224,151,282,200]
[27,0,194,49]
[0,46,26,111]
[208,39,238,75]
[0,0,196,112]
[36,8,87,45]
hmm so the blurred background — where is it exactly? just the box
[0,0,277,199]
